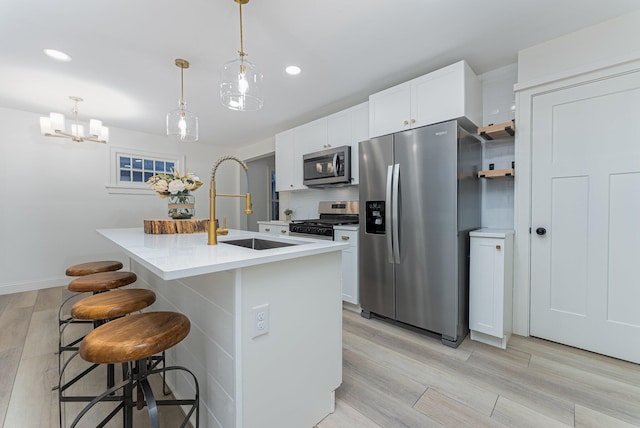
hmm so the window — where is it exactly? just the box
[118,156,175,183]
[107,147,185,194]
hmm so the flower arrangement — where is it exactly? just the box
[146,168,203,198]
[147,168,203,219]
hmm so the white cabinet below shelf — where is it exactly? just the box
[369,60,482,138]
[469,229,514,349]
[258,222,290,236]
[334,227,359,305]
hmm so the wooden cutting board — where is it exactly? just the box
[143,219,210,234]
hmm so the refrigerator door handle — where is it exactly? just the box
[392,163,400,264]
[385,165,394,264]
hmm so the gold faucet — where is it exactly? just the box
[208,155,253,245]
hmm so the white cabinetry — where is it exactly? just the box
[369,60,482,138]
[275,129,301,191]
[275,102,368,190]
[294,117,328,155]
[258,221,290,236]
[334,226,359,305]
[469,229,514,349]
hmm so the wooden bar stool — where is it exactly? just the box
[67,271,138,293]
[70,312,199,428]
[58,289,158,426]
[65,261,123,277]
[59,271,138,355]
[59,261,124,324]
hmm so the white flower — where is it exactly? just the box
[151,179,169,193]
[168,179,186,194]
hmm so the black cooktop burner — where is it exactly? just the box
[292,215,359,227]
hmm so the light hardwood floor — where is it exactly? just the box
[2,287,640,427]
[318,310,640,428]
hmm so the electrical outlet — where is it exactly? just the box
[252,304,270,338]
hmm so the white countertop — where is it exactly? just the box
[333,224,359,231]
[256,220,291,226]
[97,228,348,280]
[469,228,514,238]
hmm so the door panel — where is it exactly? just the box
[531,70,640,363]
[358,136,395,318]
[394,123,457,335]
[608,172,640,327]
[549,176,588,315]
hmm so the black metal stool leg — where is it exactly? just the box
[140,377,160,427]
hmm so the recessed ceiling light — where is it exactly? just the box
[285,65,301,76]
[43,49,72,62]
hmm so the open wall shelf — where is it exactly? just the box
[478,120,515,140]
[478,168,515,179]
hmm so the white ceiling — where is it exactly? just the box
[1,0,639,146]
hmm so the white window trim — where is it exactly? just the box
[105,146,186,195]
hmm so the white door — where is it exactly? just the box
[530,70,640,363]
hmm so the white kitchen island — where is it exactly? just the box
[97,227,347,428]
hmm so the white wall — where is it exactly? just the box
[479,63,517,229]
[517,10,640,85]
[0,107,232,294]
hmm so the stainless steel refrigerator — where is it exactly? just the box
[358,120,481,347]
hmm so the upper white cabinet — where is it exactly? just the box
[294,117,328,155]
[275,129,302,191]
[275,102,368,190]
[369,60,482,138]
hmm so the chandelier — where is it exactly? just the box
[220,0,264,111]
[167,58,199,142]
[40,96,109,144]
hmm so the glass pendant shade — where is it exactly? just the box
[220,57,264,111]
[166,101,199,142]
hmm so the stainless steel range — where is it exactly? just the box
[289,201,359,240]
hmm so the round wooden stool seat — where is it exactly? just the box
[65,261,123,276]
[68,271,137,293]
[80,312,190,364]
[71,289,156,321]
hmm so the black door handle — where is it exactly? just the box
[536,227,547,236]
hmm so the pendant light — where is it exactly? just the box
[40,96,109,144]
[220,0,264,111]
[167,59,199,142]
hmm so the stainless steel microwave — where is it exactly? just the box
[303,146,352,187]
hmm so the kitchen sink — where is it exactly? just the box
[222,238,299,250]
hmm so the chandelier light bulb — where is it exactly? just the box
[39,96,108,144]
[238,73,249,94]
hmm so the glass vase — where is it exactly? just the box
[168,193,195,219]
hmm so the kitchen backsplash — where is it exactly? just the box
[278,186,359,220]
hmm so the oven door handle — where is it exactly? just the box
[332,153,339,177]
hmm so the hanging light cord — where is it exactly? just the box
[180,64,185,108]
[238,1,245,58]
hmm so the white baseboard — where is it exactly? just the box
[0,277,68,296]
